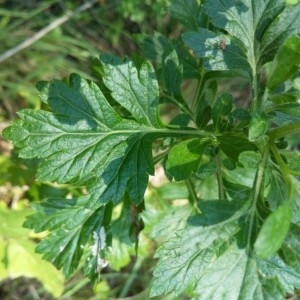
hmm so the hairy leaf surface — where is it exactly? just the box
[257,255,300,293]
[151,200,251,298]
[3,55,169,277]
[183,0,300,76]
[3,55,165,205]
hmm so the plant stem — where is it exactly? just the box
[185,178,201,212]
[251,71,260,113]
[60,277,90,299]
[119,257,143,298]
[247,146,269,249]
[153,149,169,165]
[161,93,194,120]
[268,121,300,139]
[162,127,215,138]
[215,152,226,200]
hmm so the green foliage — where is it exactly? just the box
[254,202,292,259]
[0,206,64,298]
[267,35,300,90]
[3,0,300,299]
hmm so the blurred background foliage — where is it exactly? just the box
[0,0,192,299]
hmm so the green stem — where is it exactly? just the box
[60,278,90,299]
[247,146,269,249]
[161,93,194,120]
[251,71,260,113]
[185,178,201,213]
[268,121,300,139]
[119,257,143,298]
[215,153,226,200]
[162,127,215,138]
[153,149,169,165]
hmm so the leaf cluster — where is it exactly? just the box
[3,0,300,298]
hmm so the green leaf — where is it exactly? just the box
[284,151,300,174]
[150,230,215,297]
[267,35,300,90]
[166,138,207,180]
[268,91,299,105]
[151,198,299,299]
[224,180,251,201]
[223,165,257,189]
[3,54,195,280]
[282,225,300,274]
[168,0,202,30]
[3,55,165,205]
[100,54,163,128]
[136,33,199,79]
[184,1,300,76]
[259,3,300,65]
[162,45,183,99]
[269,103,300,120]
[230,108,251,130]
[23,196,107,277]
[151,200,250,298]
[254,202,292,259]
[152,237,268,299]
[204,0,300,66]
[261,278,286,300]
[196,157,216,179]
[194,246,264,300]
[217,135,257,161]
[135,32,169,66]
[212,93,233,132]
[183,29,251,74]
[249,114,268,141]
[150,205,192,241]
[0,208,64,298]
[289,176,300,224]
[183,200,246,251]
[172,39,200,79]
[267,168,288,211]
[257,255,300,293]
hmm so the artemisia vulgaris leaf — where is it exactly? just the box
[183,0,300,77]
[3,54,168,278]
[151,200,300,299]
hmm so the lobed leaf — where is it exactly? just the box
[183,0,300,76]
[151,200,251,298]
[3,55,165,206]
[194,246,264,300]
[23,196,106,277]
[3,55,171,278]
[183,29,251,74]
